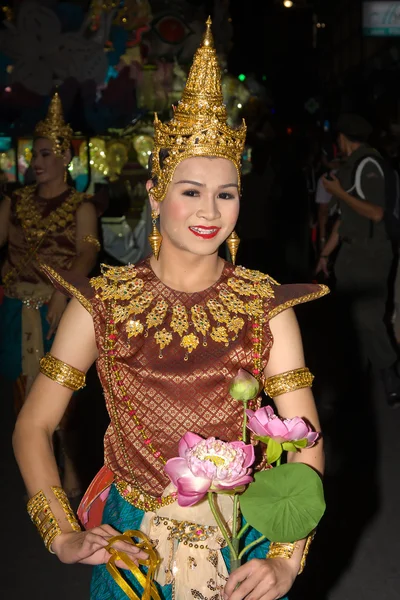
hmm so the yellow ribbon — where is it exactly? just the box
[106,530,162,600]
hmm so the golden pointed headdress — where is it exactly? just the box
[151,17,247,201]
[34,92,73,157]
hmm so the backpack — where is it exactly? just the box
[350,152,400,242]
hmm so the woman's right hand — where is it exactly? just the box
[51,525,149,569]
[315,256,329,278]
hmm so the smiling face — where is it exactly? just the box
[148,156,240,259]
[31,137,70,185]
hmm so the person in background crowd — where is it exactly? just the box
[315,155,342,253]
[0,93,102,495]
[316,114,400,406]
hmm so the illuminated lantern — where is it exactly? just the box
[132,134,154,169]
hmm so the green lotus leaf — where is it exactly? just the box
[240,463,325,542]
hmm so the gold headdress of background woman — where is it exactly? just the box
[34,92,73,157]
[150,17,247,203]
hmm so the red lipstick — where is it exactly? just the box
[189,226,221,239]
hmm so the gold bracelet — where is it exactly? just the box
[27,488,81,553]
[82,234,101,251]
[40,353,86,391]
[266,541,297,561]
[264,367,314,398]
[27,490,62,552]
[51,487,82,533]
[266,532,315,575]
[298,531,315,574]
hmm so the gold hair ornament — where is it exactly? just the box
[40,353,86,391]
[264,367,314,398]
[150,17,246,202]
[34,92,73,157]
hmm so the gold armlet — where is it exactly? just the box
[27,487,81,553]
[39,353,86,391]
[264,367,314,398]
[82,234,101,251]
[266,532,315,575]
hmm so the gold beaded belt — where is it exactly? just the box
[115,480,177,513]
[153,516,218,550]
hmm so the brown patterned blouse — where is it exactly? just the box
[2,185,92,296]
[44,259,329,500]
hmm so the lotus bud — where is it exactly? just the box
[229,368,260,402]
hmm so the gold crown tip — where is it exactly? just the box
[202,16,214,47]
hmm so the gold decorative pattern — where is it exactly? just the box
[181,333,200,358]
[27,487,81,553]
[40,353,86,391]
[40,264,93,314]
[234,265,278,284]
[267,286,329,319]
[126,319,144,338]
[266,541,297,560]
[171,304,189,337]
[207,299,230,324]
[264,367,315,398]
[210,326,229,345]
[150,18,246,202]
[154,328,173,356]
[227,277,255,297]
[298,531,315,574]
[191,304,211,340]
[27,490,62,552]
[227,316,245,336]
[99,263,138,281]
[82,234,101,251]
[34,92,73,156]
[51,487,81,533]
[218,288,246,314]
[266,531,315,575]
[89,264,282,362]
[105,304,174,507]
[16,186,84,244]
[115,480,176,512]
[146,298,169,331]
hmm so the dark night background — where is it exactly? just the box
[1,2,400,600]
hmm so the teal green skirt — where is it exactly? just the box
[90,484,289,600]
[0,296,53,380]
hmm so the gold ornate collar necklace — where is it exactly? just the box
[91,262,277,366]
[16,185,83,243]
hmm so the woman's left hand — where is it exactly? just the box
[46,291,68,339]
[224,558,298,600]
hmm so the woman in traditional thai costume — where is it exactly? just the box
[1,93,101,494]
[13,20,328,600]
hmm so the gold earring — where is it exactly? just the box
[148,210,162,259]
[226,230,240,265]
[63,168,67,183]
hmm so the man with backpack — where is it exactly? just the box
[316,113,400,406]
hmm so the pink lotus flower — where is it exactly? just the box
[246,406,319,447]
[164,432,255,507]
